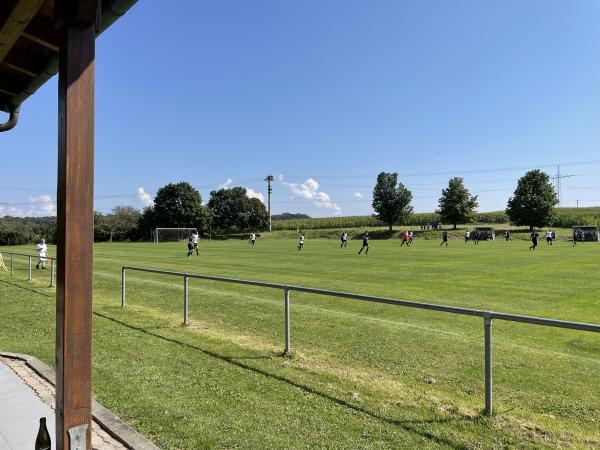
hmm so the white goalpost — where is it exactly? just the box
[153,228,197,243]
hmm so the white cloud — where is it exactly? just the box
[282,178,342,215]
[0,205,25,217]
[0,195,56,217]
[218,178,234,190]
[353,192,363,199]
[137,187,154,207]
[245,188,265,203]
[27,194,56,216]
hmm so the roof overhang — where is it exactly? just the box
[0,0,138,114]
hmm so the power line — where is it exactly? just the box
[284,159,600,181]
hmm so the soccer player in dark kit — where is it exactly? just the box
[529,229,539,251]
[358,231,369,255]
[440,230,448,246]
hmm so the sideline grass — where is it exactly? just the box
[1,238,599,449]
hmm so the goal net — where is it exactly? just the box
[153,228,197,243]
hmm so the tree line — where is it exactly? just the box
[373,169,559,231]
[119,182,270,241]
[0,170,566,245]
[0,182,269,245]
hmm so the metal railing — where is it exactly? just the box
[0,251,56,286]
[121,265,600,417]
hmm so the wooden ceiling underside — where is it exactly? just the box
[0,0,57,111]
[0,0,137,113]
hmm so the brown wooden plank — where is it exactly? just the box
[0,75,23,97]
[0,0,46,63]
[21,18,60,52]
[2,48,40,77]
[56,22,95,450]
[2,60,36,77]
[0,87,18,97]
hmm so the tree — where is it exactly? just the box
[506,170,558,230]
[109,205,141,241]
[136,206,156,241]
[153,182,210,232]
[93,212,111,242]
[372,172,413,231]
[436,177,479,229]
[246,197,270,231]
[93,206,141,241]
[208,187,269,232]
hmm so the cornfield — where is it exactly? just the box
[271,208,600,231]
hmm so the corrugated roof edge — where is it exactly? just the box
[0,0,139,113]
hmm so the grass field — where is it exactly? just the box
[1,238,599,449]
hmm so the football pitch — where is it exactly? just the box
[1,238,599,448]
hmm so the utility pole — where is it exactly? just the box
[556,165,561,208]
[576,199,580,209]
[553,165,575,208]
[265,175,274,231]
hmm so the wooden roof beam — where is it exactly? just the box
[22,18,60,52]
[0,87,18,97]
[0,0,46,63]
[0,75,24,97]
[2,48,40,77]
[2,60,37,77]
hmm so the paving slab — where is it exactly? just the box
[0,354,160,450]
[0,361,54,450]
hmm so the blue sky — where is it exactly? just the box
[2,0,600,217]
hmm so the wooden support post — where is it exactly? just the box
[55,21,95,450]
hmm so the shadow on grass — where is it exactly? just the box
[221,354,280,360]
[1,278,478,448]
[0,278,54,298]
[94,310,476,450]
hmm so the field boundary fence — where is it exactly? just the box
[0,251,56,286]
[120,264,600,416]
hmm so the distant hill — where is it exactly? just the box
[272,213,311,221]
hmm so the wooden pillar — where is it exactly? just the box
[55,14,96,450]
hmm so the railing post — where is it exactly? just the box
[10,253,13,275]
[183,276,189,325]
[50,259,55,287]
[121,268,126,307]
[484,313,493,416]
[284,287,291,355]
[28,256,32,281]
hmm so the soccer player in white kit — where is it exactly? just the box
[35,239,48,269]
[191,230,199,254]
[340,231,348,248]
[249,232,257,246]
[298,234,305,251]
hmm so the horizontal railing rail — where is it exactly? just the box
[0,251,56,286]
[121,264,600,417]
